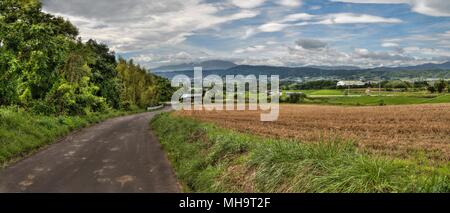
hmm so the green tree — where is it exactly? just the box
[46,52,107,115]
[427,85,436,94]
[0,0,78,104]
[0,0,173,114]
[288,93,307,103]
[434,80,448,93]
[117,58,168,109]
[85,40,121,109]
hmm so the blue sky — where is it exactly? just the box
[42,0,450,68]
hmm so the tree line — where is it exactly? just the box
[282,79,450,93]
[0,0,172,115]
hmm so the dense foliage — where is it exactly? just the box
[282,80,339,90]
[117,58,174,110]
[0,0,171,115]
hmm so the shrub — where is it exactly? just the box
[427,86,436,93]
[288,93,307,103]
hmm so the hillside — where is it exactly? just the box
[153,60,237,72]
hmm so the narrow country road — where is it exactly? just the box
[0,108,180,193]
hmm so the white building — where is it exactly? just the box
[337,81,366,87]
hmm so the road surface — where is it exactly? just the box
[0,109,180,193]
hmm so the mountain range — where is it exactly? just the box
[153,60,236,72]
[152,60,450,80]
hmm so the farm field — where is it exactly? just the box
[152,112,450,192]
[285,89,347,96]
[174,104,450,161]
[283,89,432,96]
[280,89,450,106]
[305,94,450,106]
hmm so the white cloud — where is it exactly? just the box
[403,46,450,57]
[331,0,450,17]
[258,22,289,32]
[286,44,430,67]
[281,13,315,22]
[231,0,266,9]
[133,50,212,68]
[43,0,259,52]
[230,39,443,68]
[382,42,400,47]
[42,0,450,68]
[316,13,402,24]
[277,0,302,8]
[256,12,402,33]
[234,45,266,54]
[241,28,257,39]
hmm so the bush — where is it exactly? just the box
[288,93,307,103]
[435,80,448,93]
[30,100,56,115]
[427,86,436,93]
[383,80,411,90]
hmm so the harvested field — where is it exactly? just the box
[174,104,450,161]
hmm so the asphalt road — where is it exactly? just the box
[0,109,180,193]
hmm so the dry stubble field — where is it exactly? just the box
[175,104,450,161]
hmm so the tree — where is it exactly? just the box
[0,0,78,104]
[0,0,173,114]
[427,85,436,94]
[46,52,107,115]
[288,93,307,103]
[116,58,169,109]
[434,80,448,93]
[85,39,121,108]
[383,80,411,90]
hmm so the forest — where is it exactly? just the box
[0,0,172,115]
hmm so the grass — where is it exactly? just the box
[0,107,143,167]
[281,89,450,106]
[305,94,450,106]
[285,89,346,96]
[151,113,450,193]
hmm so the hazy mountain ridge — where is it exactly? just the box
[153,60,237,72]
[152,61,450,80]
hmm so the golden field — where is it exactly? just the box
[174,104,450,161]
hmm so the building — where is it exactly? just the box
[337,81,366,87]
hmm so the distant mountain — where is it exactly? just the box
[307,65,361,70]
[153,61,450,80]
[371,61,450,72]
[153,60,237,72]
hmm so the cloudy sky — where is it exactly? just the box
[42,0,450,68]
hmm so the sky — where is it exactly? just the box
[41,0,450,69]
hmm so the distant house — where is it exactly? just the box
[337,81,366,87]
[268,91,283,96]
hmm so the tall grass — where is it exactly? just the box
[151,113,450,193]
[0,107,141,166]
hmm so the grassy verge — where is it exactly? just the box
[151,113,450,193]
[0,107,143,167]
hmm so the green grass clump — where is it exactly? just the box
[0,107,141,166]
[151,113,450,193]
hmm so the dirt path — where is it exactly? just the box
[0,109,180,193]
